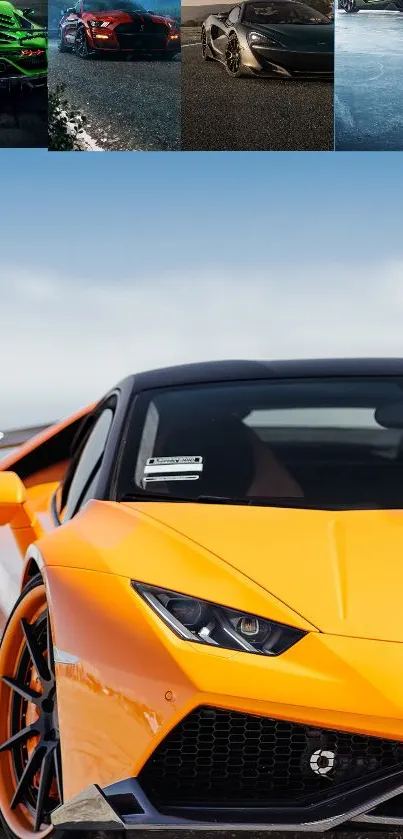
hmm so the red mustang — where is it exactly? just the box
[58,0,180,58]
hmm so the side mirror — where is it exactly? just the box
[0,472,27,526]
[0,471,44,553]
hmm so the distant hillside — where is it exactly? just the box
[182,0,333,23]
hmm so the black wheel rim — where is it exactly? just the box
[226,37,240,74]
[75,29,87,56]
[0,610,62,832]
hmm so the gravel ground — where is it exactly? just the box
[181,42,334,151]
[48,40,181,150]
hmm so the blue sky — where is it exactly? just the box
[0,150,402,427]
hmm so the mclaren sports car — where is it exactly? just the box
[0,1,47,90]
[201,0,334,78]
[58,0,180,59]
[1,357,403,839]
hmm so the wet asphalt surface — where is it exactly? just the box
[0,86,47,147]
[181,41,334,150]
[335,10,403,150]
[48,40,180,150]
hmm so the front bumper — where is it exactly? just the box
[52,771,403,833]
[88,27,180,52]
[248,46,333,78]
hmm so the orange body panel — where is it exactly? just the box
[1,405,403,808]
[21,497,402,802]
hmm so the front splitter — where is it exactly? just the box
[51,769,403,834]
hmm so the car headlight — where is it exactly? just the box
[88,19,111,27]
[133,582,306,656]
[247,30,281,47]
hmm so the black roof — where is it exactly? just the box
[121,357,403,394]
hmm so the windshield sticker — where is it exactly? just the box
[144,456,203,475]
[144,474,200,483]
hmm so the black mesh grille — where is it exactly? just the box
[114,20,167,49]
[19,53,47,68]
[115,20,168,34]
[139,706,403,810]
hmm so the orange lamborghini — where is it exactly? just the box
[1,358,403,839]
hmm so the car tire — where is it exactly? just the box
[224,33,244,77]
[201,27,212,60]
[0,575,62,839]
[74,25,92,58]
[57,29,70,51]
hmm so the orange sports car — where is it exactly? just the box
[1,358,403,839]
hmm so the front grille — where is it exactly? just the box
[114,19,168,49]
[139,706,403,810]
[115,20,168,34]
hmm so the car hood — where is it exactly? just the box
[244,22,334,51]
[130,503,403,643]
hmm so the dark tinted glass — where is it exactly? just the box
[119,377,403,509]
[63,407,114,520]
[243,1,330,23]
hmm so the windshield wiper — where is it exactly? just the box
[119,493,381,510]
[120,492,310,507]
[120,492,190,503]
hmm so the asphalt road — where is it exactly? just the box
[0,87,47,148]
[335,10,403,150]
[181,41,333,151]
[48,40,180,150]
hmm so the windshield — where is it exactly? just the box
[243,1,331,24]
[83,0,146,11]
[118,376,403,510]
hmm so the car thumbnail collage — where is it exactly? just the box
[0,0,402,149]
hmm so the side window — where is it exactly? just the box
[227,6,240,23]
[62,407,114,521]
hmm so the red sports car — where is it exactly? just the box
[58,0,180,58]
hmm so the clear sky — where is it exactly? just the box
[0,150,402,428]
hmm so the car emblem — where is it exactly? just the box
[309,749,335,775]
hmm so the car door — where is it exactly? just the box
[62,0,82,45]
[213,5,241,58]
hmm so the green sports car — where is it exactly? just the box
[0,0,47,90]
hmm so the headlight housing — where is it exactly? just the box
[247,30,282,48]
[88,18,111,27]
[133,582,306,656]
